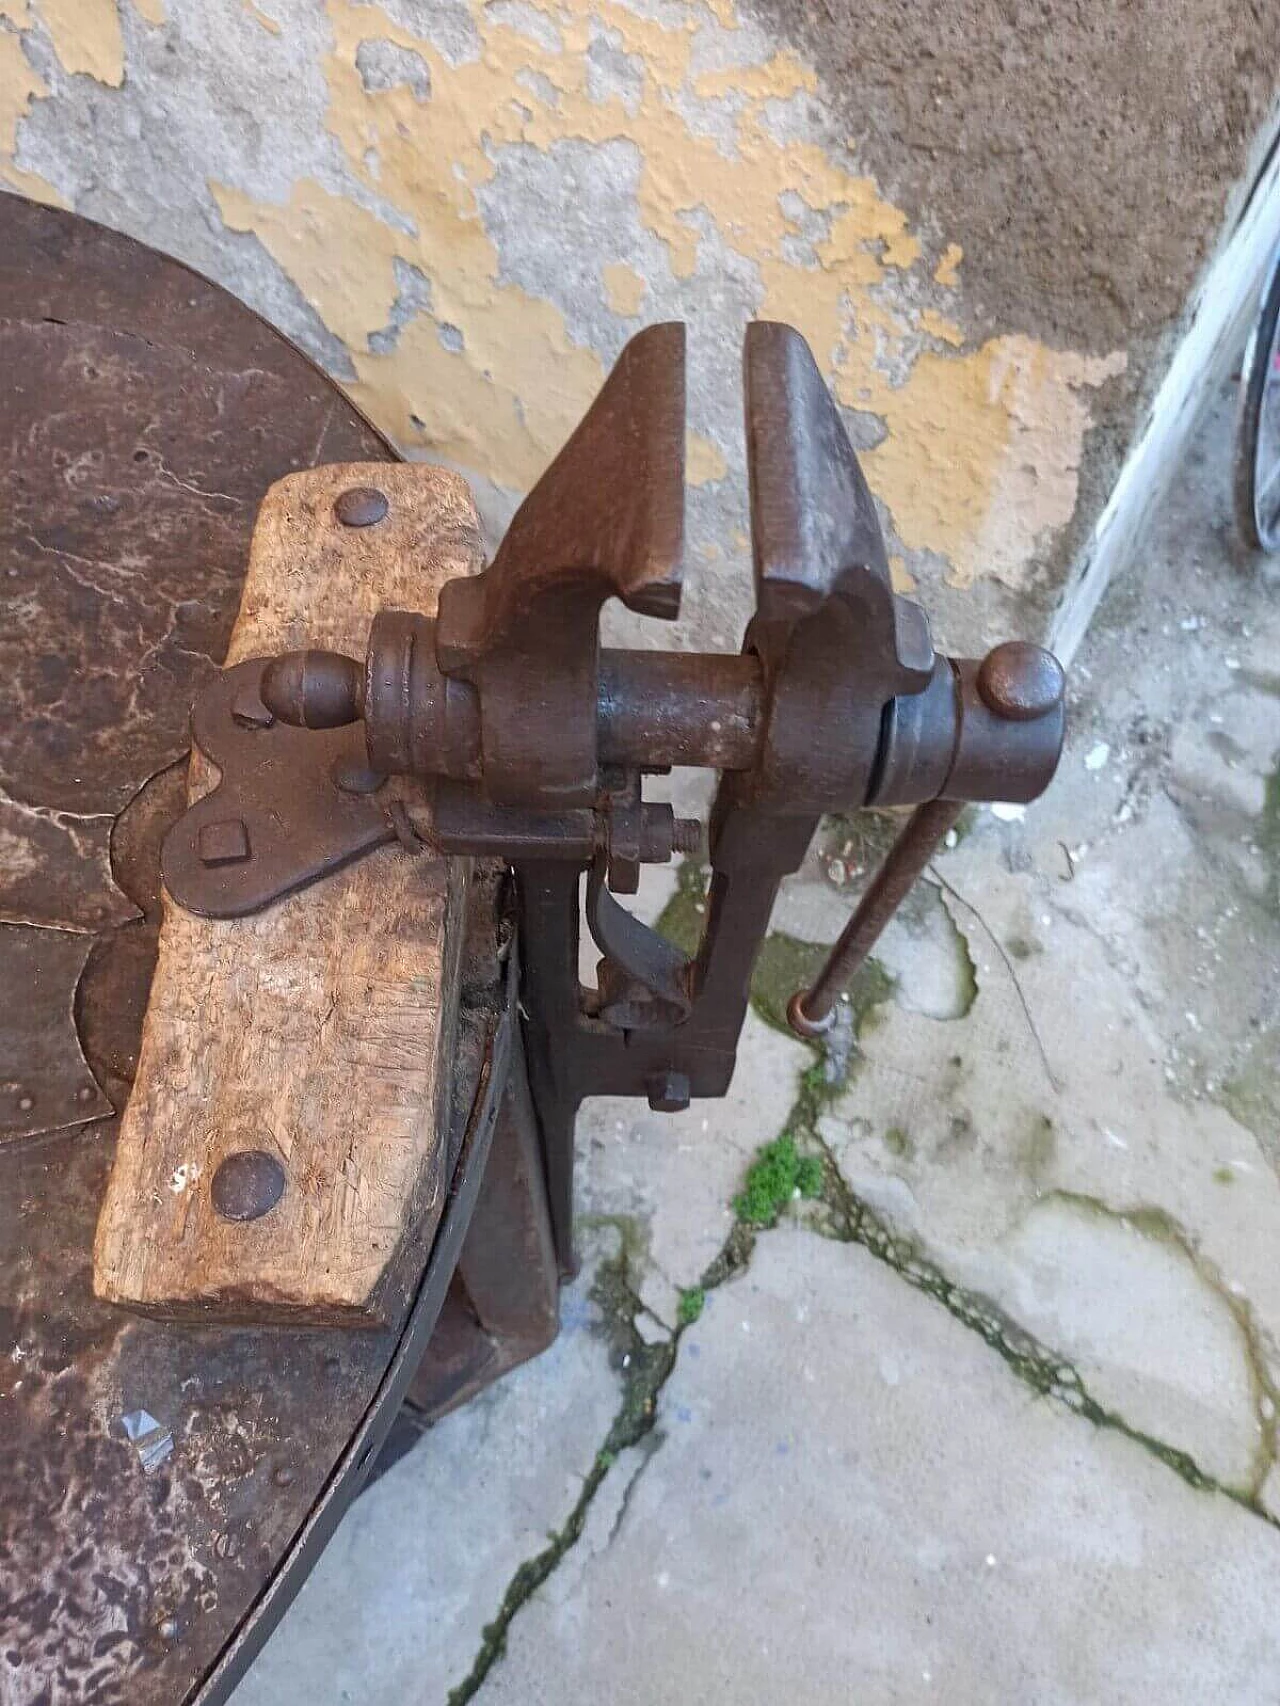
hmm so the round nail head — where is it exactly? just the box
[333,486,389,528]
[211,1150,286,1222]
[977,641,1065,722]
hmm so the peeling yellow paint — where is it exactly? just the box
[212,178,400,350]
[688,432,727,487]
[919,308,964,348]
[934,242,963,289]
[36,0,123,85]
[0,3,32,25]
[0,21,43,151]
[0,17,65,204]
[132,0,167,23]
[188,0,1121,592]
[861,339,1127,588]
[243,0,281,35]
[602,261,646,318]
[889,555,917,594]
[691,57,814,103]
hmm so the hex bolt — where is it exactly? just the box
[977,641,1066,722]
[333,486,389,528]
[210,1149,287,1222]
[197,818,251,867]
[647,1069,690,1114]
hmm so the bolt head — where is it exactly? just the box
[333,486,389,528]
[647,1070,690,1114]
[198,818,251,867]
[211,1149,286,1222]
[977,642,1065,722]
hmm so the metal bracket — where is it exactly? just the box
[160,659,396,918]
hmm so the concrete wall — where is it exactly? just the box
[2,0,1277,657]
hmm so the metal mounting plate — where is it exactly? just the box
[161,659,396,918]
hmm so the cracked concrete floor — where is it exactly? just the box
[232,377,1280,1703]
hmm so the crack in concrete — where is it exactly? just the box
[448,907,1280,1699]
[930,864,1061,1089]
[810,1137,1280,1526]
[759,1034,1280,1532]
[1042,1188,1280,1504]
[445,1225,681,1706]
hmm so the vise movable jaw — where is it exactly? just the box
[162,322,1065,1272]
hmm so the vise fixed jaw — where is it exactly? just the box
[162,321,1065,1272]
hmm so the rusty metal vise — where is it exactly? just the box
[161,322,1065,1274]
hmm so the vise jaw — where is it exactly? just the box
[161,322,1065,1271]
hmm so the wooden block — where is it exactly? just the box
[94,464,484,1324]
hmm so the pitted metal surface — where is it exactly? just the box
[0,194,471,1706]
[0,190,388,935]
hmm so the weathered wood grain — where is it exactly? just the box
[94,463,483,1323]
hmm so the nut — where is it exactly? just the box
[647,1069,690,1114]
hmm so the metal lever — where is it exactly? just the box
[788,639,1067,1035]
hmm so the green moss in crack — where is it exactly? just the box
[747,932,830,1033]
[951,910,980,1017]
[677,1285,706,1326]
[1043,1188,1280,1504]
[734,1132,824,1227]
[448,1230,679,1706]
[751,935,894,1041]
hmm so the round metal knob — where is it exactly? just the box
[977,641,1065,722]
[333,485,388,527]
[211,1150,287,1222]
[259,649,364,728]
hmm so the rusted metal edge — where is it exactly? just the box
[189,945,517,1706]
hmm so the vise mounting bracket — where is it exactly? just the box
[161,322,1065,1274]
